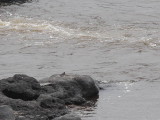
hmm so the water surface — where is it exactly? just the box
[0,0,160,120]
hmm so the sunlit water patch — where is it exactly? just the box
[74,80,160,120]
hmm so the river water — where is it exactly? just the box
[1,0,160,120]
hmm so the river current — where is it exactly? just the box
[1,0,160,120]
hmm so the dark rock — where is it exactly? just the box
[0,73,99,120]
[39,96,65,109]
[53,114,81,120]
[65,96,86,105]
[0,0,31,6]
[73,75,99,98]
[0,105,15,120]
[40,74,99,105]
[0,94,68,120]
[0,74,41,101]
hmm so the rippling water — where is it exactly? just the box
[1,0,160,120]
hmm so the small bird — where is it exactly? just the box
[60,72,65,77]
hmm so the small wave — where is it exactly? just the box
[0,17,71,34]
[1,16,160,48]
[0,16,110,40]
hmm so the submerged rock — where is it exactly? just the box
[0,105,15,120]
[0,74,41,101]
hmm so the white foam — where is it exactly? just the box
[0,17,110,40]
[1,16,160,47]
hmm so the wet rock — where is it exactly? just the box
[39,96,65,109]
[0,0,31,5]
[0,105,15,120]
[65,96,86,105]
[0,74,41,101]
[53,114,81,120]
[73,75,99,98]
[0,94,68,120]
[40,73,99,105]
[0,73,99,120]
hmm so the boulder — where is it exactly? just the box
[0,105,15,120]
[0,74,41,101]
[53,114,81,120]
[40,73,99,105]
[0,73,99,120]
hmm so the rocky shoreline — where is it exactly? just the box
[0,73,99,120]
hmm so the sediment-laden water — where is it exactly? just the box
[1,0,160,120]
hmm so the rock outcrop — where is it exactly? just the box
[0,73,99,120]
[0,74,41,101]
[40,73,99,105]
